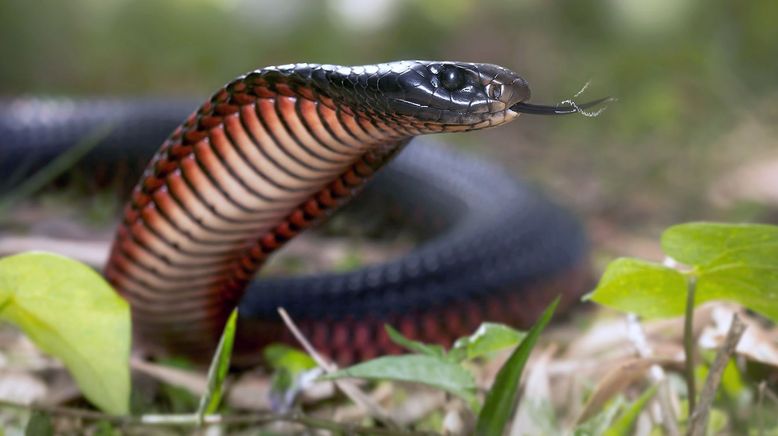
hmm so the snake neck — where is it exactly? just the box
[105,67,413,357]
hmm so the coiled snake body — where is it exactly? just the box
[1,61,605,365]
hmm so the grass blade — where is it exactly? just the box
[476,296,559,436]
[604,384,658,436]
[196,308,238,420]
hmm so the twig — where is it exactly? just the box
[277,308,335,372]
[684,276,697,412]
[688,313,746,436]
[277,307,400,429]
[625,314,680,436]
[130,357,207,395]
[0,399,429,435]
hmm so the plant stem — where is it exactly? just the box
[688,313,746,436]
[684,275,697,414]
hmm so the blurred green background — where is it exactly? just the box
[2,0,777,253]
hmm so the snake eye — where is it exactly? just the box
[486,83,502,100]
[438,66,465,91]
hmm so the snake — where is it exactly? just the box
[0,61,608,365]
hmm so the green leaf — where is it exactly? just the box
[320,355,476,405]
[0,252,130,414]
[592,223,778,322]
[587,258,687,319]
[664,223,778,321]
[661,222,778,266]
[603,384,658,436]
[263,343,316,393]
[196,308,238,417]
[695,260,778,322]
[384,324,445,358]
[476,297,559,436]
[450,322,526,362]
[264,343,316,374]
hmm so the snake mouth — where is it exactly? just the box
[510,96,613,116]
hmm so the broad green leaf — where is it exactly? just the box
[592,224,778,321]
[384,324,445,358]
[476,297,558,436]
[693,257,778,322]
[0,252,130,414]
[450,322,526,362]
[662,222,778,267]
[197,308,238,417]
[663,222,778,321]
[603,384,658,436]
[320,355,476,404]
[587,258,687,318]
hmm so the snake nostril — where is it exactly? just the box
[487,84,503,100]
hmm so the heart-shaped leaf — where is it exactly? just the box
[590,223,778,322]
[587,258,687,319]
[0,252,130,414]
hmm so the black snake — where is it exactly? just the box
[0,61,607,365]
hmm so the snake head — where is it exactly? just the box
[374,61,534,131]
[300,61,527,131]
[297,61,609,134]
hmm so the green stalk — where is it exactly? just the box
[684,275,697,414]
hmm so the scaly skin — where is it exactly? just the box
[99,61,598,364]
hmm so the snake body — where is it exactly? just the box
[1,61,601,364]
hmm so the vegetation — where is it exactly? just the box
[0,222,777,434]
